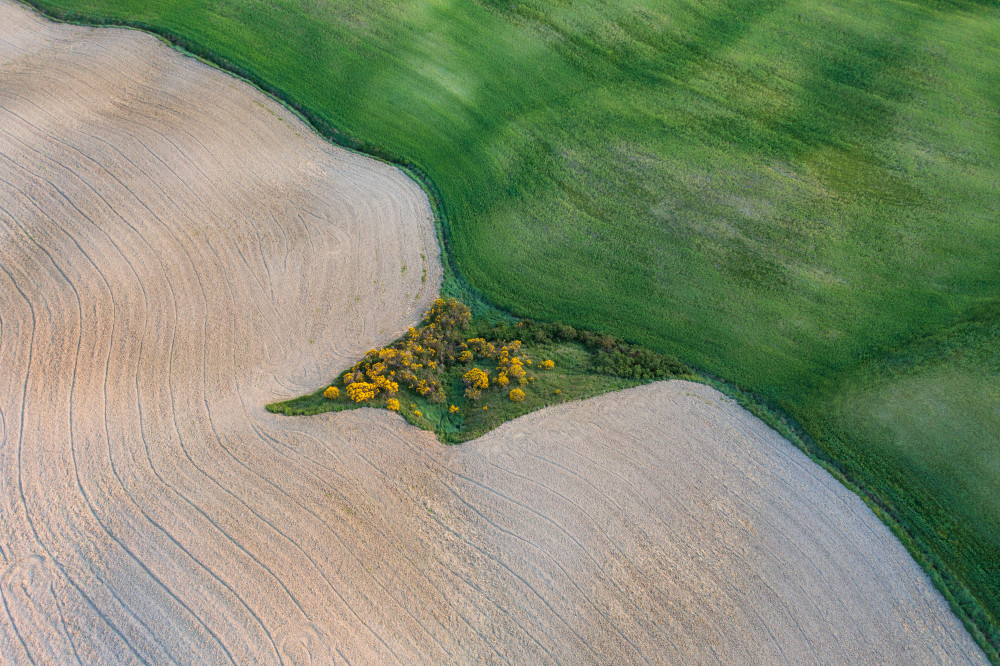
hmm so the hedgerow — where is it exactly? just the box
[477,318,691,381]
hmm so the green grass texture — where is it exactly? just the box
[24,0,1000,656]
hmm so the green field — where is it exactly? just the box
[26,0,1000,655]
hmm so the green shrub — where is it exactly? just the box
[593,345,689,380]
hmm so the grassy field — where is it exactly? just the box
[812,315,1000,650]
[26,0,1000,655]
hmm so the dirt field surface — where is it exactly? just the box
[0,1,987,663]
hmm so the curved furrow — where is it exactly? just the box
[1,132,265,661]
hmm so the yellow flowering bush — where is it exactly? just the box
[323,299,567,423]
[466,338,497,358]
[346,381,377,403]
[506,359,526,381]
[373,375,399,395]
[425,297,471,331]
[463,367,489,399]
[340,298,471,405]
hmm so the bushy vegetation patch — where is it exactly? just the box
[484,318,692,380]
[267,299,692,442]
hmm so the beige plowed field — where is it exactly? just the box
[0,1,987,663]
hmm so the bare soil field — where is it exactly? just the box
[0,1,987,663]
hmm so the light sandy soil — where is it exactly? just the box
[0,1,987,663]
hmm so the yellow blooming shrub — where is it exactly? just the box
[346,381,377,402]
[329,298,565,421]
[373,375,399,395]
[463,367,489,399]
[466,338,497,358]
[464,367,489,387]
[340,298,470,406]
[425,297,471,331]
